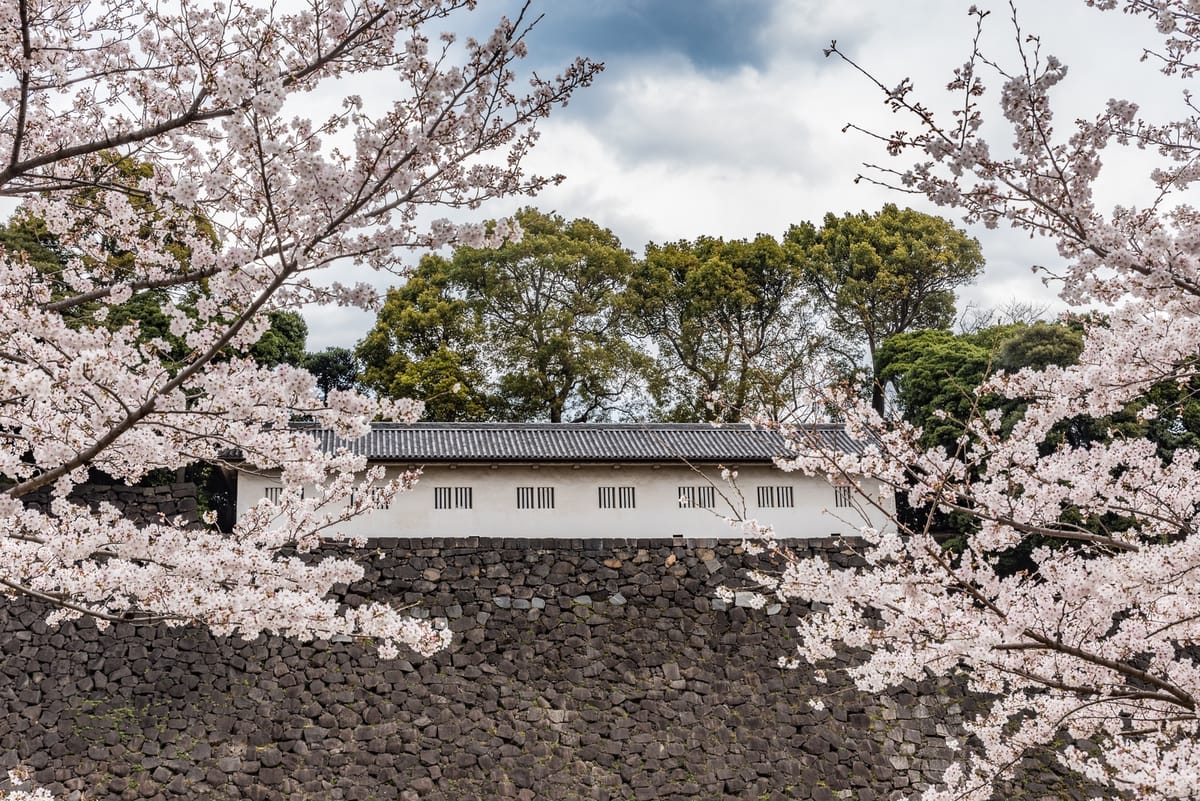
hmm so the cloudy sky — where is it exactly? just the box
[306,1,1181,349]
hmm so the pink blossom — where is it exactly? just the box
[0,0,598,659]
[797,5,1200,798]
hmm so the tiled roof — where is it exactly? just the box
[304,423,865,464]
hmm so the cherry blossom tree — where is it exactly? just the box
[752,2,1200,799]
[0,0,598,660]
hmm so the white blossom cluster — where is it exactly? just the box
[0,0,598,658]
[787,3,1200,799]
[1,769,53,801]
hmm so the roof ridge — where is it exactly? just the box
[297,422,863,463]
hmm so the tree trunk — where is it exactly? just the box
[869,340,885,416]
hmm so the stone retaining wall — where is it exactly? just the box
[22,483,201,528]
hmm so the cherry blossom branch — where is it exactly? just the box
[4,262,287,498]
[10,0,33,171]
[1000,631,1196,710]
[0,576,180,625]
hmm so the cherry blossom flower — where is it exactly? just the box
[0,0,598,658]
[761,4,1200,798]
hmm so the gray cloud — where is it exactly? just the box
[502,0,778,74]
[304,2,1184,351]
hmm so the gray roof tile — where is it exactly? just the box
[304,423,865,464]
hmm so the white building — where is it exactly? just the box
[234,423,893,540]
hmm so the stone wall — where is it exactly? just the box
[22,483,202,528]
[0,531,1092,801]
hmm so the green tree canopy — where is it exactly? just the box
[357,254,494,421]
[0,198,191,360]
[360,208,650,423]
[627,233,829,422]
[0,214,68,276]
[453,208,649,422]
[787,204,985,413]
[993,320,1085,373]
[878,326,1014,451]
[0,202,307,371]
[877,321,1084,552]
[248,311,308,368]
[877,322,1086,449]
[303,347,360,402]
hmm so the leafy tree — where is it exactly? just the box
[304,347,360,403]
[876,323,1080,551]
[459,208,650,422]
[787,204,985,413]
[373,207,650,423]
[248,311,308,368]
[877,328,996,450]
[877,322,1084,448]
[627,234,829,422]
[877,321,1200,555]
[357,255,494,421]
[0,215,68,276]
[0,0,596,663]
[992,320,1085,373]
[0,191,192,359]
[0,214,311,369]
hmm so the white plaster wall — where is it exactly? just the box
[237,464,893,540]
